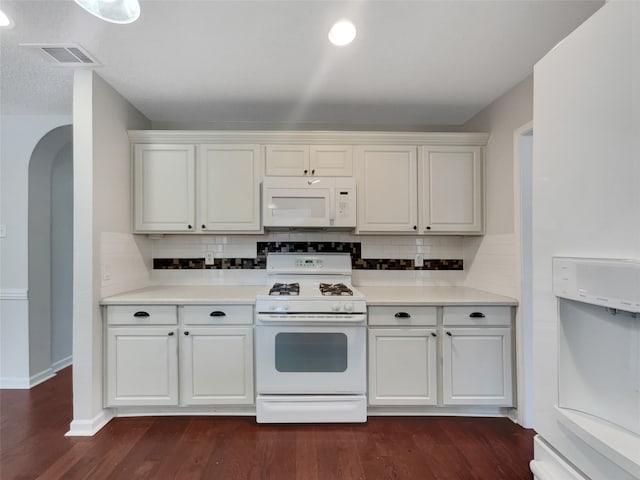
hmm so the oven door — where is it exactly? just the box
[256,323,366,394]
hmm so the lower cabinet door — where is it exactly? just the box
[442,327,513,406]
[368,328,438,405]
[180,327,254,405]
[106,326,179,406]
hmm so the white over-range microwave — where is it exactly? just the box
[262,176,356,228]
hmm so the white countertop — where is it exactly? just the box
[101,285,264,305]
[101,285,517,306]
[357,286,517,306]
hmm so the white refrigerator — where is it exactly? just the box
[531,2,640,479]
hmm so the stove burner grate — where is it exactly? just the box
[319,282,353,296]
[269,282,300,296]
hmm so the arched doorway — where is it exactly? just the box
[28,124,73,384]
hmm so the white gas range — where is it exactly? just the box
[255,252,367,423]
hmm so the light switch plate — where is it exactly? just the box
[205,252,215,265]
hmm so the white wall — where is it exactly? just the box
[533,1,639,478]
[0,114,71,387]
[70,71,151,435]
[456,75,534,426]
[460,75,533,298]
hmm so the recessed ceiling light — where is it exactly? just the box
[328,20,356,46]
[0,9,14,28]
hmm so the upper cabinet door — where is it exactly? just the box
[133,144,196,232]
[198,144,262,232]
[355,145,418,233]
[309,145,353,176]
[265,145,310,176]
[265,145,353,176]
[419,146,482,233]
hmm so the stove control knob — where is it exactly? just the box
[344,302,354,313]
[282,303,290,311]
[269,303,277,311]
[332,303,342,312]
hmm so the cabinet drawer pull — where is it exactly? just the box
[469,312,486,318]
[394,312,411,318]
[210,311,226,317]
[446,331,452,336]
[133,311,150,318]
[431,332,437,337]
[168,331,174,336]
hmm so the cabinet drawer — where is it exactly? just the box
[443,306,511,326]
[181,305,253,325]
[368,306,437,326]
[107,305,177,325]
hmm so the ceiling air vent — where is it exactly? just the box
[21,43,99,67]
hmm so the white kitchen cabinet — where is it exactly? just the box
[133,143,262,233]
[179,305,254,405]
[105,321,179,407]
[197,144,261,232]
[355,145,418,232]
[133,144,196,232]
[419,146,482,233]
[180,326,254,405]
[368,306,438,406]
[441,306,513,406]
[368,304,513,408]
[368,328,438,405]
[355,144,483,234]
[265,144,353,176]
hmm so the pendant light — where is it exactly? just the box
[74,0,140,24]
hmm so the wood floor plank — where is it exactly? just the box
[0,368,536,479]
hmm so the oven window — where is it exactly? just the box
[275,333,347,372]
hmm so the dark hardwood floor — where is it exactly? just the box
[1,367,536,479]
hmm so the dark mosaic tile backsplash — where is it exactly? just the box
[153,242,463,271]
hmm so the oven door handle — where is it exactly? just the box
[256,314,366,323]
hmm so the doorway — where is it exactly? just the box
[28,124,73,384]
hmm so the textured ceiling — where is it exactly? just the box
[0,0,603,128]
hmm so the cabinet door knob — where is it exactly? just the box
[303,169,308,175]
[311,169,315,175]
[394,312,411,318]
[431,332,437,337]
[201,224,206,229]
[425,226,431,230]
[133,311,150,317]
[446,331,452,336]
[469,312,486,318]
[210,311,226,317]
[187,224,193,229]
[168,331,174,336]
[184,331,190,336]
[413,225,417,230]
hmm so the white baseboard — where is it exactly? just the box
[0,376,31,389]
[51,356,72,372]
[1,359,71,389]
[66,410,113,437]
[29,368,56,388]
